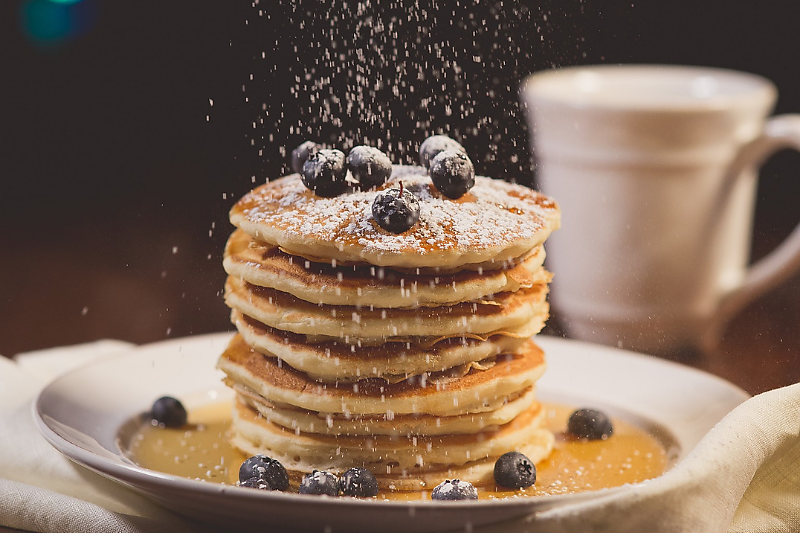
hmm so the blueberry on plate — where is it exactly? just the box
[372,184,421,233]
[493,451,536,489]
[567,408,614,441]
[429,150,475,199]
[339,467,379,497]
[299,470,340,496]
[238,455,289,491]
[291,140,319,174]
[347,146,392,190]
[302,149,348,197]
[419,135,466,168]
[431,479,478,501]
[150,396,187,428]
[238,476,272,490]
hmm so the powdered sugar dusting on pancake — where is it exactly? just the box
[231,166,559,267]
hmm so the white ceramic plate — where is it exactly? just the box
[35,333,748,532]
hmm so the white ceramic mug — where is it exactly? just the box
[521,64,800,355]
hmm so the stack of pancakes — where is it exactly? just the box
[217,166,561,491]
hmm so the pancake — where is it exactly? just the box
[229,167,560,270]
[231,398,554,491]
[299,315,545,347]
[231,310,540,381]
[216,334,547,417]
[281,247,541,276]
[238,385,539,436]
[232,397,545,470]
[223,228,549,308]
[224,276,550,340]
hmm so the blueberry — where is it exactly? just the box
[339,467,379,497]
[238,455,289,491]
[493,451,536,489]
[291,140,319,174]
[238,476,272,490]
[299,470,339,496]
[429,150,475,199]
[302,149,348,197]
[372,184,420,233]
[567,408,614,441]
[419,135,466,168]
[431,479,478,501]
[347,146,392,190]
[150,396,187,428]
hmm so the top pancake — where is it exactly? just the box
[230,166,560,270]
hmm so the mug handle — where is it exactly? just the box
[703,114,800,351]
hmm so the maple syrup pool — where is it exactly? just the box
[121,402,677,500]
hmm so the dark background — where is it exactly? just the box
[2,1,799,393]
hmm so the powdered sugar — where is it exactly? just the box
[233,166,559,260]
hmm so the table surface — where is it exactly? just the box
[544,285,800,396]
[698,297,800,395]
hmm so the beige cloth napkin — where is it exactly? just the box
[1,341,798,533]
[0,342,216,533]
